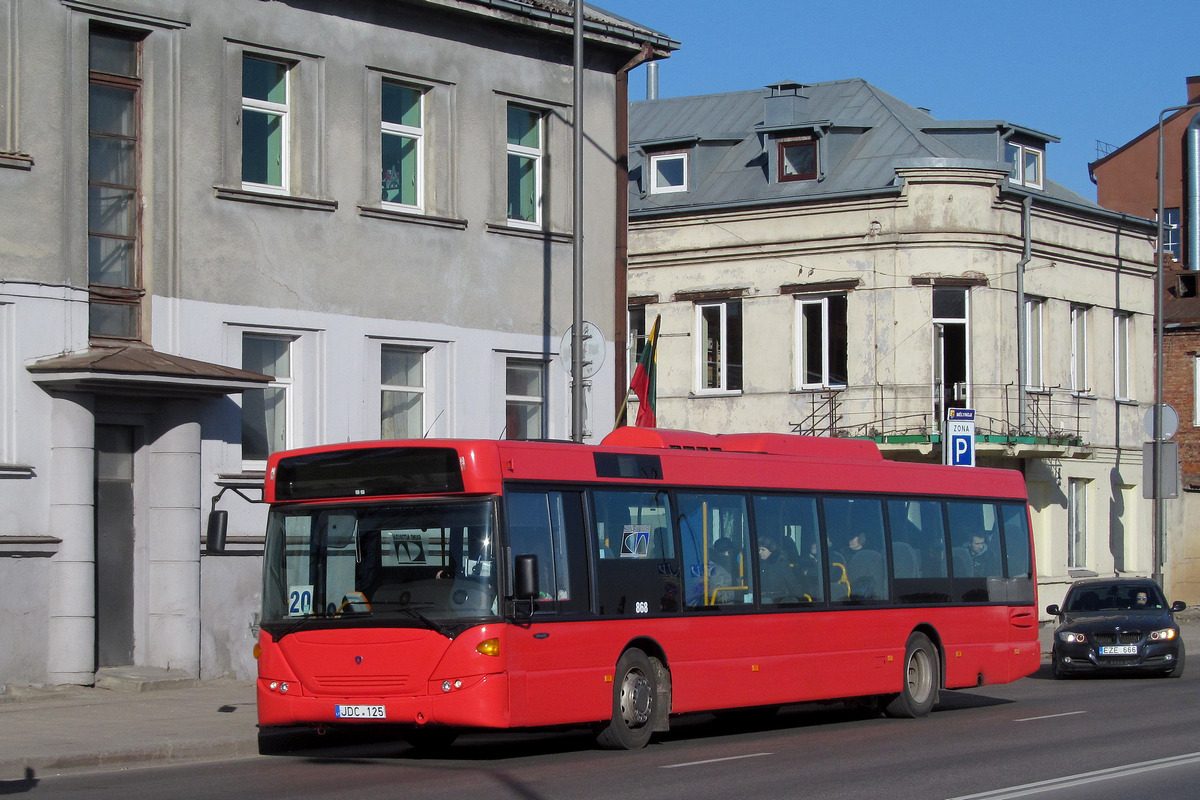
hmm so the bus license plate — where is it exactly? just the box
[1099,645,1137,656]
[335,705,387,719]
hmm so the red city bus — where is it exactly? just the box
[222,427,1038,750]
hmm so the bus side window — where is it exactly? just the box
[999,503,1034,603]
[751,494,820,604]
[592,489,680,615]
[823,497,890,604]
[947,501,1002,602]
[887,499,951,605]
[679,492,754,608]
[505,490,588,614]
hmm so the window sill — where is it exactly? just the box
[792,386,846,394]
[0,464,35,478]
[214,185,338,212]
[0,536,61,557]
[0,152,33,171]
[358,204,467,230]
[486,222,572,244]
[690,390,743,399]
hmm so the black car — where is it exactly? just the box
[1046,577,1186,679]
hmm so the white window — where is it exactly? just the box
[241,333,294,467]
[241,55,290,194]
[381,82,423,210]
[1114,312,1131,401]
[628,305,648,378]
[1162,207,1181,259]
[1024,297,1045,390]
[506,105,542,227]
[505,358,545,440]
[696,300,743,393]
[1195,356,1200,426]
[649,152,688,194]
[381,344,428,439]
[1005,142,1044,190]
[1070,305,1089,394]
[1067,478,1087,570]
[795,295,848,389]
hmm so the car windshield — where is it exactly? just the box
[261,498,499,632]
[1064,582,1165,612]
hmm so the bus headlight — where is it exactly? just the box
[1057,631,1086,644]
[1149,628,1177,641]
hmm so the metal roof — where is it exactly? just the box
[629,78,1101,216]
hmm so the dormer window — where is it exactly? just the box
[649,151,688,194]
[1005,142,1043,189]
[779,136,817,182]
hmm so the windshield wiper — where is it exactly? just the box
[394,607,454,638]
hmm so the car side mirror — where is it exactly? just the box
[206,510,228,554]
[1172,600,1187,613]
[1045,604,1061,616]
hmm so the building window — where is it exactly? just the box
[1068,478,1087,570]
[628,305,647,378]
[506,105,542,226]
[1024,297,1045,390]
[1005,142,1044,190]
[1162,207,1181,259]
[242,334,293,466]
[1070,305,1090,394]
[1194,356,1200,426]
[778,137,817,182]
[381,82,423,209]
[505,358,545,440]
[241,55,289,192]
[88,27,144,341]
[697,300,743,392]
[649,152,687,194]
[381,344,427,439]
[1114,312,1131,401]
[796,295,847,388]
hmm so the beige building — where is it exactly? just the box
[627,81,1159,609]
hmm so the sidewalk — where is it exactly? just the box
[2,612,1197,781]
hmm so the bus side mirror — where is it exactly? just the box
[206,510,228,554]
[514,554,539,600]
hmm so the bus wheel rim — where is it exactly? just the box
[907,649,933,703]
[620,670,652,727]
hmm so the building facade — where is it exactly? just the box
[0,0,672,687]
[1090,76,1200,602]
[627,81,1159,612]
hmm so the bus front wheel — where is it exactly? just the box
[596,648,662,750]
[883,632,939,718]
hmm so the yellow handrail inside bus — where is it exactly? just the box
[831,561,850,598]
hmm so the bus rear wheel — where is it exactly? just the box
[883,632,939,718]
[596,649,662,750]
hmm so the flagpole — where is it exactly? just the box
[617,314,660,427]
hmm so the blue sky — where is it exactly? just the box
[598,0,1199,201]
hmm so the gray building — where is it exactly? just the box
[0,0,673,687]
[626,81,1159,610]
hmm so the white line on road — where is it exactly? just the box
[1012,710,1087,722]
[661,752,774,769]
[943,752,1200,799]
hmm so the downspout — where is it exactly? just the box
[614,43,656,419]
[1016,194,1032,433]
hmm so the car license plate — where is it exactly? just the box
[334,705,386,719]
[1099,645,1137,656]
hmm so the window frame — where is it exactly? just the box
[241,332,296,471]
[1162,207,1181,259]
[504,357,547,440]
[648,151,688,194]
[695,299,743,394]
[380,80,424,212]
[1067,478,1088,570]
[380,343,429,440]
[87,25,145,342]
[505,104,543,228]
[1070,304,1090,395]
[794,294,848,390]
[240,53,292,196]
[777,136,817,183]
[1114,311,1131,401]
[1023,296,1045,391]
[1005,141,1044,190]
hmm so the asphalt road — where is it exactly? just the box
[20,662,1200,800]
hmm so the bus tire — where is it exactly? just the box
[883,632,939,718]
[596,649,660,750]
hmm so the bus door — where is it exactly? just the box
[503,489,603,727]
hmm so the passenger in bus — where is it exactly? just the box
[758,536,802,603]
[797,538,823,598]
[966,533,1001,577]
[846,531,886,600]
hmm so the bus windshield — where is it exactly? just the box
[261,498,499,633]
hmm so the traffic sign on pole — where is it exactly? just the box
[945,408,976,467]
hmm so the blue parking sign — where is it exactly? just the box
[945,409,976,467]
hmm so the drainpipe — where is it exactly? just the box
[1016,194,1032,433]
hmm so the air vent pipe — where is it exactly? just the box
[1187,114,1200,269]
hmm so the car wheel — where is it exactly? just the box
[883,632,939,718]
[595,649,665,749]
[1167,639,1186,678]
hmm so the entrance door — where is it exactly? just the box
[932,287,969,430]
[95,424,135,668]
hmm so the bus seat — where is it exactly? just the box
[892,541,920,579]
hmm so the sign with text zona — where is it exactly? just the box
[945,408,976,467]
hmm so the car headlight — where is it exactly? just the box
[1057,631,1086,644]
[1149,628,1177,641]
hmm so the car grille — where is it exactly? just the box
[1097,657,1140,666]
[1093,631,1141,645]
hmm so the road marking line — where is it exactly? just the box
[1012,710,1087,722]
[661,752,773,769]
[944,752,1200,799]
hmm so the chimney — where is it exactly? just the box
[1188,75,1200,105]
[646,62,659,101]
[764,81,809,128]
